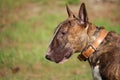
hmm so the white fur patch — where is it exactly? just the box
[92,65,102,80]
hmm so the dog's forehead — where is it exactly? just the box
[54,20,69,33]
[54,19,79,33]
[49,19,80,46]
[49,21,67,46]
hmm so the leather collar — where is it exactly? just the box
[78,29,108,61]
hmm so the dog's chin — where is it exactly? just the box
[50,48,73,64]
[55,54,72,64]
[58,58,68,64]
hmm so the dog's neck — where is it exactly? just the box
[88,25,103,61]
[78,23,108,63]
[87,24,108,64]
[87,23,104,43]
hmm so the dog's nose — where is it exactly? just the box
[45,55,52,61]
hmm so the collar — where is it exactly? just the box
[78,29,108,61]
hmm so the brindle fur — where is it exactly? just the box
[46,3,120,80]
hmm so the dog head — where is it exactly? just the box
[46,3,90,63]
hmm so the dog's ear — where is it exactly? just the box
[78,3,88,25]
[66,4,76,19]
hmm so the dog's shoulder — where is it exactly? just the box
[98,31,120,80]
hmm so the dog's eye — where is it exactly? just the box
[61,31,66,35]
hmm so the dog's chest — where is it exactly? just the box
[92,64,102,80]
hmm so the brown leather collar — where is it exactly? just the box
[78,29,108,61]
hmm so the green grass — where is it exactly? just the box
[0,0,120,80]
[94,19,120,34]
[0,0,80,9]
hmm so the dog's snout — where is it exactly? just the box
[45,55,52,61]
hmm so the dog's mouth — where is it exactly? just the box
[56,51,73,64]
[46,48,73,64]
[58,58,68,64]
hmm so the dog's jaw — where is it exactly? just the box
[58,58,68,64]
[46,47,73,63]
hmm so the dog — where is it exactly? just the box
[45,3,120,80]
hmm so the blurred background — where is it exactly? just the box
[0,0,120,80]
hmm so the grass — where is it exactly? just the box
[94,19,120,34]
[0,0,120,80]
[0,0,80,9]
